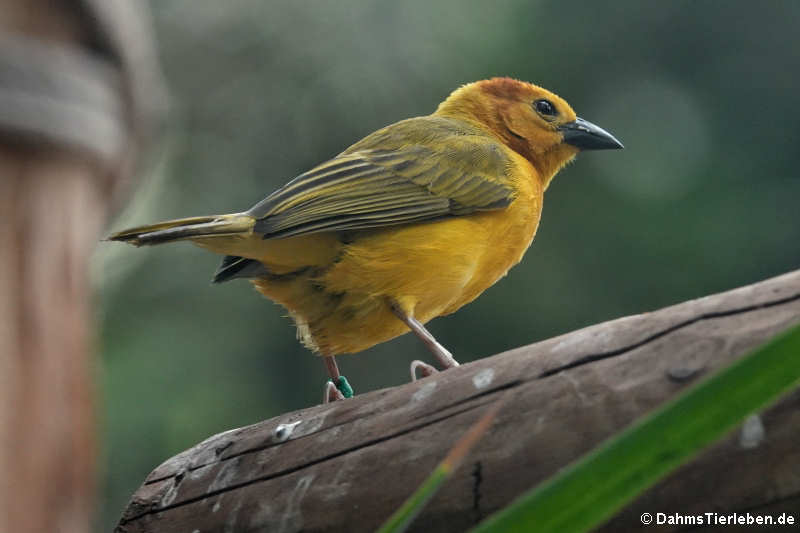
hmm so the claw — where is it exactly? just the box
[324,380,346,403]
[410,360,439,381]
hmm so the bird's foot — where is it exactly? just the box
[324,375,354,403]
[410,360,439,381]
[324,381,344,403]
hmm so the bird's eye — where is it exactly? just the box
[534,99,558,117]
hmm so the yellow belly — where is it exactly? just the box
[252,158,543,356]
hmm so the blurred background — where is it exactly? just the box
[95,1,800,530]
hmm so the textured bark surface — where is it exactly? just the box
[116,270,800,533]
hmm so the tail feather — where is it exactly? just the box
[213,255,269,283]
[109,213,255,246]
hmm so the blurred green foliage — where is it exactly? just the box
[94,1,800,529]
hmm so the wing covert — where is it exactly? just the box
[248,136,514,239]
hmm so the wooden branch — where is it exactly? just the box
[117,270,800,533]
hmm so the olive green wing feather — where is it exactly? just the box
[247,137,514,239]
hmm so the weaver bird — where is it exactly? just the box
[110,77,622,402]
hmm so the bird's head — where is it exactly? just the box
[435,77,622,186]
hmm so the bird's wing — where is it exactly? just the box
[248,139,514,239]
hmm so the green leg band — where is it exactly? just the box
[329,375,353,398]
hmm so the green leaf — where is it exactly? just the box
[470,323,800,533]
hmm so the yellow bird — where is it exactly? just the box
[110,77,622,401]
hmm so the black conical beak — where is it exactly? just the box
[559,117,623,150]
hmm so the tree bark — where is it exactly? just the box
[116,270,800,533]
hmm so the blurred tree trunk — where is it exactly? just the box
[0,144,103,533]
[0,1,163,531]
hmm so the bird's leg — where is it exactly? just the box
[323,356,353,403]
[388,300,460,378]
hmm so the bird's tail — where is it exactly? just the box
[108,213,256,247]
